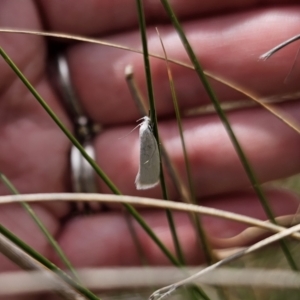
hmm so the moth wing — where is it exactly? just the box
[135,128,160,190]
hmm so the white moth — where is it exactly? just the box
[135,116,160,190]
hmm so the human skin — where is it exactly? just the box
[0,0,300,298]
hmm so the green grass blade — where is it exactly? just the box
[0,172,80,281]
[160,0,298,271]
[135,0,186,265]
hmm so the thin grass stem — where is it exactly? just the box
[156,28,216,265]
[0,225,100,300]
[135,0,185,266]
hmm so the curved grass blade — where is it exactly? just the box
[260,34,300,60]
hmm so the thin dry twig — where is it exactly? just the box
[0,193,300,240]
[214,214,300,248]
[1,28,300,135]
[260,34,300,60]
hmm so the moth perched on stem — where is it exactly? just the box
[135,116,160,190]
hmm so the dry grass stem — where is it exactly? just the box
[150,222,300,300]
[0,28,299,135]
[0,193,300,240]
[2,267,300,296]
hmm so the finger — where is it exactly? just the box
[0,1,71,214]
[62,7,300,125]
[38,0,297,35]
[94,102,300,198]
[203,188,299,245]
[51,188,299,267]
[0,77,72,215]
